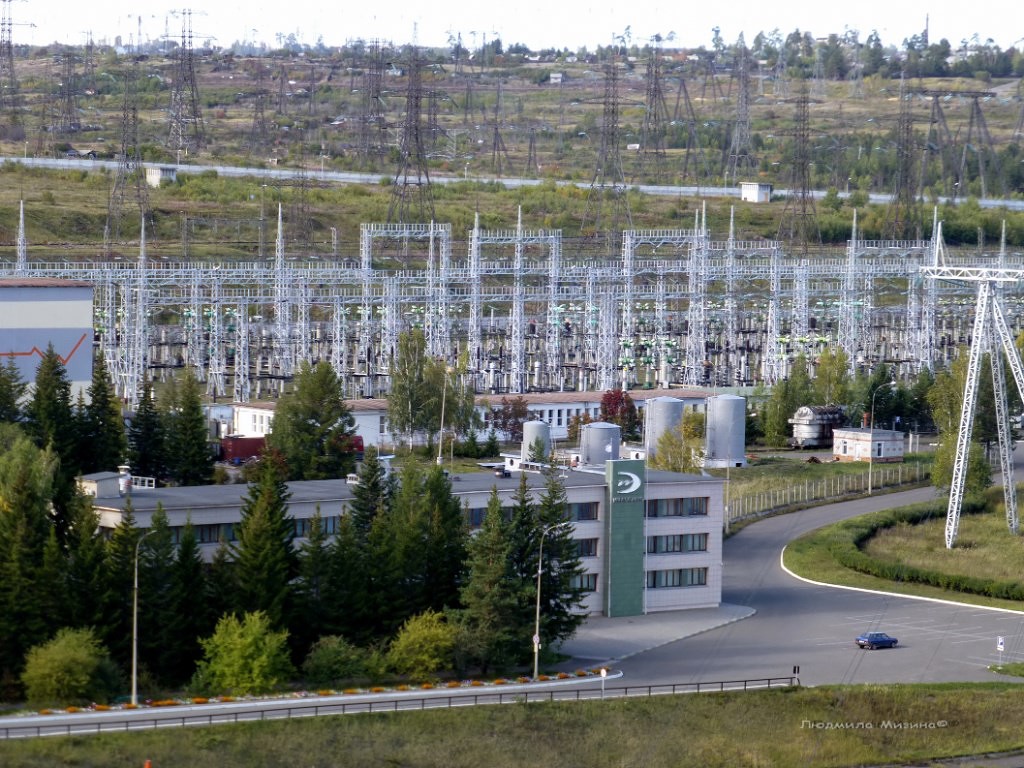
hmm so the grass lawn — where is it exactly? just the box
[2,684,1024,767]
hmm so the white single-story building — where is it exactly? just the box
[832,427,905,464]
[145,166,177,188]
[739,181,773,203]
[227,388,712,449]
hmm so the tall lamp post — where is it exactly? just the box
[131,529,156,707]
[533,521,569,680]
[868,382,896,495]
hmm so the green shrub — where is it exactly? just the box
[190,611,295,696]
[386,610,456,679]
[21,628,120,707]
[301,636,367,686]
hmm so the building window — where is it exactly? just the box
[570,502,598,521]
[577,538,598,557]
[571,573,598,592]
[466,507,487,530]
[647,533,708,554]
[645,497,709,517]
[197,523,234,544]
[645,567,708,588]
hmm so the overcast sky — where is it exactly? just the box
[21,0,1023,52]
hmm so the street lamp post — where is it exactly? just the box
[533,521,569,680]
[131,529,156,707]
[868,383,896,495]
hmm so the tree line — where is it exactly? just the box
[0,347,585,705]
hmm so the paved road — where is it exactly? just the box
[614,486,1024,688]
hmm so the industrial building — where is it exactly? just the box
[81,450,724,618]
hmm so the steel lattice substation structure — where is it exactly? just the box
[5,211,1024,408]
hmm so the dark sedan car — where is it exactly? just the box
[856,631,899,649]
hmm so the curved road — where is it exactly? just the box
[617,486,1024,688]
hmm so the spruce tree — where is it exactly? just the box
[325,515,369,642]
[164,368,213,486]
[293,509,332,656]
[25,344,78,534]
[265,360,358,480]
[347,446,391,545]
[167,518,210,685]
[129,379,167,482]
[0,355,26,423]
[138,507,179,685]
[457,488,519,674]
[64,495,107,633]
[231,461,296,629]
[81,350,128,475]
[99,505,139,667]
[534,466,586,648]
[421,466,468,615]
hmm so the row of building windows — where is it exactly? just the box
[174,517,342,546]
[646,567,708,588]
[645,497,709,518]
[466,500,601,530]
[647,533,708,554]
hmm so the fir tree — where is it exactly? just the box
[24,344,78,535]
[534,466,586,648]
[421,466,468,615]
[138,507,179,685]
[457,488,519,674]
[99,504,139,667]
[81,350,128,475]
[0,355,26,423]
[166,518,210,685]
[293,509,332,656]
[164,368,213,486]
[64,495,107,633]
[129,379,167,481]
[325,514,369,643]
[347,446,391,545]
[231,461,296,628]
[264,360,358,480]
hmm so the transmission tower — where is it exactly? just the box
[55,48,81,135]
[956,93,1003,199]
[387,47,435,225]
[248,60,270,156]
[723,40,756,185]
[919,90,958,198]
[167,9,204,155]
[634,52,670,183]
[359,40,387,164]
[525,126,539,175]
[922,256,1024,549]
[579,59,632,257]
[489,82,512,176]
[106,60,150,250]
[671,74,711,184]
[847,33,864,98]
[883,79,923,240]
[777,88,820,252]
[0,0,20,132]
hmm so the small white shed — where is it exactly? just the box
[832,427,904,464]
[145,166,177,188]
[739,182,773,203]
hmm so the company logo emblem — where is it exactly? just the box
[615,471,641,495]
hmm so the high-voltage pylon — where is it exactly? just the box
[15,199,26,272]
[387,47,435,226]
[634,51,670,183]
[777,88,821,252]
[359,40,388,163]
[167,9,204,156]
[723,39,756,185]
[670,75,711,184]
[248,61,270,156]
[919,90,958,198]
[956,92,1003,200]
[55,48,81,135]
[489,82,512,177]
[580,59,632,258]
[0,0,20,132]
[921,257,1024,548]
[683,209,709,386]
[883,78,923,240]
[107,59,150,250]
[847,33,863,98]
[525,127,539,175]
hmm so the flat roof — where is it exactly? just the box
[93,467,719,513]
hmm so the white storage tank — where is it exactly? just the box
[704,395,747,469]
[580,422,621,465]
[643,396,685,460]
[521,420,552,462]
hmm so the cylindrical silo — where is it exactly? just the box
[704,395,747,468]
[643,396,685,460]
[521,420,552,462]
[580,422,621,465]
